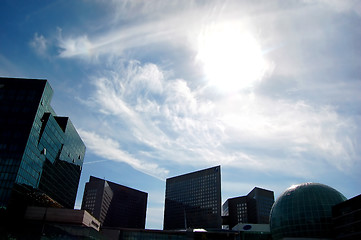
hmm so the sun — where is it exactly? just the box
[197,22,267,92]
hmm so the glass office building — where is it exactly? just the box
[163,166,222,230]
[82,176,148,229]
[247,187,274,224]
[223,187,274,229]
[332,194,361,240]
[223,196,248,229]
[0,77,85,211]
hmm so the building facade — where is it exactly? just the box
[25,206,101,231]
[223,196,248,228]
[332,194,361,240]
[247,187,274,224]
[163,166,222,230]
[223,187,274,229]
[0,77,85,212]
[81,176,148,229]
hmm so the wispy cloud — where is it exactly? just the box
[56,14,182,59]
[77,56,358,180]
[41,0,359,181]
[78,129,169,180]
[58,34,92,58]
[54,2,253,60]
[83,159,109,165]
[52,0,361,63]
[30,33,48,56]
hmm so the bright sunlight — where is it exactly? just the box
[197,22,268,92]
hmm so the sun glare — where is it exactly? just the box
[197,22,267,92]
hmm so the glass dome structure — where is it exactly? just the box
[270,183,346,240]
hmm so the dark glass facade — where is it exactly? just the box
[332,194,361,240]
[270,182,347,240]
[247,187,274,224]
[81,176,148,229]
[223,187,274,229]
[82,176,113,225]
[0,77,85,210]
[223,196,248,229]
[163,166,222,230]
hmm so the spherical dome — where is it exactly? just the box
[270,183,346,240]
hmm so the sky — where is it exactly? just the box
[1,0,360,229]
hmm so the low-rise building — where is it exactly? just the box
[25,206,100,231]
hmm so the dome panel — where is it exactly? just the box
[270,183,346,240]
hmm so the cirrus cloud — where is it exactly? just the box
[78,58,358,180]
[78,129,169,180]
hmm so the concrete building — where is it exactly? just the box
[0,77,85,215]
[81,176,148,229]
[1,206,103,239]
[163,166,222,230]
[25,206,101,231]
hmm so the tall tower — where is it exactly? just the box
[0,77,85,211]
[81,176,148,229]
[163,166,222,230]
[81,176,114,225]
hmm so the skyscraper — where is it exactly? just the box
[0,77,85,211]
[163,166,222,230]
[81,176,148,229]
[223,187,274,229]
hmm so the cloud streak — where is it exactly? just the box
[26,0,358,183]
[77,56,358,180]
[78,129,169,180]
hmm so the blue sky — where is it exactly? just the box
[1,0,360,229]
